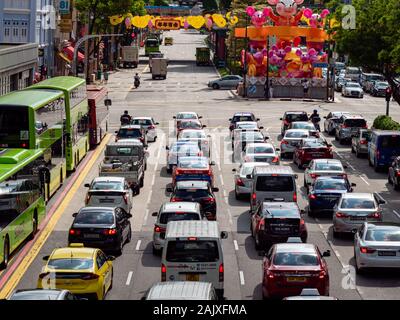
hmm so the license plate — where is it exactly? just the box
[286,277,306,282]
[84,233,100,239]
[186,274,200,281]
[378,251,396,256]
[350,216,366,221]
[291,142,298,146]
[100,199,114,203]
[274,227,290,232]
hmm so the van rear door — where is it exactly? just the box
[254,175,296,203]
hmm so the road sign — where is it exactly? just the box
[248,85,257,94]
[59,0,70,15]
[313,62,329,68]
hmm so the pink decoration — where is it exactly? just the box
[184,19,189,29]
[266,0,305,26]
[125,17,131,28]
[245,6,269,27]
[206,18,213,29]
[148,19,153,28]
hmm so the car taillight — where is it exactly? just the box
[236,178,245,186]
[171,197,183,202]
[310,173,319,179]
[104,228,117,235]
[148,125,155,129]
[284,120,289,126]
[123,194,128,204]
[281,140,288,145]
[69,229,80,235]
[360,247,376,254]
[360,140,368,145]
[21,142,28,148]
[81,273,99,280]
[319,270,327,279]
[251,193,257,205]
[219,263,224,282]
[154,225,165,233]
[335,212,349,218]
[161,264,167,281]
[259,219,265,231]
[309,194,317,200]
[204,197,215,203]
[300,219,305,227]
[368,212,381,219]
[293,193,297,202]
[175,168,183,175]
[85,194,91,204]
[396,171,400,177]
[266,270,277,279]
[272,156,279,163]
[341,124,348,128]
[376,150,380,160]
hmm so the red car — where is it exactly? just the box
[176,120,205,136]
[172,156,215,187]
[262,242,330,299]
[293,138,333,169]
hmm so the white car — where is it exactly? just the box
[165,141,202,173]
[173,112,202,122]
[241,143,279,164]
[232,162,270,199]
[84,177,133,213]
[304,159,347,191]
[131,117,159,142]
[342,82,364,98]
[280,129,309,158]
[178,129,210,157]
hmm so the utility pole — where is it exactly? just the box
[264,35,270,100]
[243,14,248,97]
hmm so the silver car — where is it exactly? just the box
[232,162,270,199]
[151,202,203,254]
[351,128,371,157]
[323,111,350,135]
[280,129,309,158]
[178,129,210,157]
[354,222,400,274]
[131,117,159,142]
[166,141,201,173]
[342,82,364,98]
[288,122,319,137]
[208,75,243,89]
[304,159,347,191]
[232,131,267,162]
[84,177,133,213]
[333,193,385,237]
[241,143,279,164]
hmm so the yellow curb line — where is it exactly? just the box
[0,134,111,299]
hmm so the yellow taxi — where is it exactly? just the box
[37,244,114,300]
[164,37,173,45]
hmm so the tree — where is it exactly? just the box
[327,0,400,104]
[203,0,219,12]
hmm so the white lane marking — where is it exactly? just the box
[126,271,133,286]
[143,209,149,224]
[336,152,343,159]
[223,189,227,198]
[360,176,370,186]
[393,210,400,219]
[233,240,239,251]
[239,271,245,285]
[219,174,225,186]
[227,208,233,225]
[375,193,386,202]
[135,240,142,251]
[346,162,356,170]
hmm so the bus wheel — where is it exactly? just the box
[1,237,10,269]
[28,211,38,240]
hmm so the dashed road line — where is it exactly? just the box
[360,176,370,186]
[126,271,133,286]
[239,271,245,285]
[143,209,149,225]
[135,240,142,251]
[393,210,400,219]
[219,174,225,186]
[375,193,386,202]
[346,162,356,170]
[233,240,239,251]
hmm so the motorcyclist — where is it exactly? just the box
[309,109,321,131]
[134,73,140,87]
[120,110,132,125]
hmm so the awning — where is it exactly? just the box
[58,52,72,63]
[63,46,85,63]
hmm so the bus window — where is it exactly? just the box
[0,106,29,148]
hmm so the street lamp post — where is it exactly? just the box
[243,14,249,97]
[264,35,270,100]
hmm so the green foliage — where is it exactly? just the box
[203,0,219,12]
[152,0,169,6]
[372,115,400,130]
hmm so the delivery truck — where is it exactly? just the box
[120,46,139,68]
[151,58,167,80]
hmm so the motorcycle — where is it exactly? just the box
[311,116,321,132]
[134,78,140,88]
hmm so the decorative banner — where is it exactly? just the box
[187,16,205,29]
[155,19,181,30]
[132,15,151,28]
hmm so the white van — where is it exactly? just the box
[144,281,218,300]
[161,221,227,299]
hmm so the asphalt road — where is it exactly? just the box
[2,29,400,300]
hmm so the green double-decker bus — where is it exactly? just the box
[0,89,67,201]
[0,149,47,269]
[29,77,90,171]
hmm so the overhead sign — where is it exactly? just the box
[59,0,70,15]
[155,19,181,30]
[313,62,329,68]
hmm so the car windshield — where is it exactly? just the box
[91,181,124,191]
[341,198,376,209]
[178,158,208,168]
[179,121,202,129]
[380,135,400,148]
[273,252,319,266]
[233,115,254,122]
[361,131,371,140]
[10,291,61,300]
[117,128,141,138]
[177,113,197,119]
[285,131,309,138]
[159,212,200,224]
[241,132,263,140]
[171,144,200,154]
[47,258,93,270]
[74,211,114,224]
[303,140,326,148]
[344,119,366,127]
[365,227,400,241]
[266,209,300,218]
[256,176,294,192]
[246,145,274,154]
[315,162,343,171]
[180,131,206,139]
[346,83,361,88]
[314,180,347,190]
[292,123,314,130]
[175,189,211,198]
[237,122,257,129]
[166,240,219,262]
[286,113,308,122]
[132,119,152,126]
[375,82,388,87]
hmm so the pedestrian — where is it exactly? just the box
[103,65,109,84]
[269,79,273,99]
[302,79,310,98]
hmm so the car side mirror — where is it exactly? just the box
[229,118,232,121]
[165,146,169,150]
[300,209,305,215]
[212,187,219,192]
[322,250,331,257]
[378,199,386,205]
[207,135,211,138]
[155,122,159,125]
[210,161,216,165]
[152,212,158,217]
[72,212,78,217]
[84,183,90,188]
[343,165,348,169]
[246,174,252,179]
[275,148,280,151]
[307,182,311,186]
[327,144,332,147]
[166,187,173,192]
[256,118,260,121]
[107,255,116,261]
[202,125,207,128]
[114,131,118,134]
[199,116,203,119]
[126,213,133,219]
[43,255,50,261]
[173,116,176,119]
[104,98,112,106]
[220,231,228,239]
[264,136,269,140]
[351,183,356,187]
[279,118,283,120]
[259,126,264,129]
[232,168,237,172]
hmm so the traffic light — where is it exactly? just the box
[385,87,392,102]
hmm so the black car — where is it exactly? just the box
[115,125,147,146]
[8,289,80,300]
[229,112,259,131]
[388,156,400,190]
[167,180,219,220]
[308,176,356,217]
[280,111,309,136]
[68,207,132,254]
[371,81,389,97]
[250,202,307,250]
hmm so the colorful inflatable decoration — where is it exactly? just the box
[226,12,239,26]
[245,6,269,28]
[303,8,330,28]
[212,14,227,28]
[110,15,124,26]
[266,0,305,27]
[132,15,151,28]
